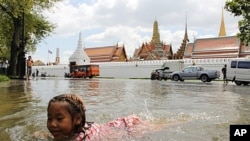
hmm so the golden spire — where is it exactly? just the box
[174,15,189,59]
[219,7,226,37]
[151,20,161,44]
[184,14,189,42]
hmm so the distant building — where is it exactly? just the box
[69,32,90,65]
[132,20,173,60]
[184,36,249,59]
[173,16,189,59]
[68,32,128,64]
[183,9,250,59]
[85,45,128,63]
[55,48,60,65]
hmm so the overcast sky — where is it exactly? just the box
[31,0,242,64]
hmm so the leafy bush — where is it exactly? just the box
[0,75,10,82]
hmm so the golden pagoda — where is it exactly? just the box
[132,20,173,60]
[151,20,161,44]
[218,7,227,37]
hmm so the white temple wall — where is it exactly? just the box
[32,58,234,78]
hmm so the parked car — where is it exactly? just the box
[227,59,250,85]
[169,66,220,82]
[151,67,170,80]
[151,61,184,81]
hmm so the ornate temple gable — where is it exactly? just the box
[112,46,128,62]
[218,8,227,37]
[132,20,173,60]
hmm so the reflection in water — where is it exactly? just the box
[0,79,250,141]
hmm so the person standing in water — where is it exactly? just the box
[26,56,33,80]
[221,64,227,83]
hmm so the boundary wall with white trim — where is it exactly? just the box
[32,58,236,78]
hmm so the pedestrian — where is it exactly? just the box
[222,64,227,83]
[36,69,39,77]
[46,94,162,141]
[1,57,8,75]
[26,56,33,80]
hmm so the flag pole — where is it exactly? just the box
[47,49,49,66]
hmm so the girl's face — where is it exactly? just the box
[47,101,77,141]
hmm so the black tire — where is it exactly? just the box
[173,75,180,81]
[201,74,209,82]
[235,81,242,86]
[243,82,249,85]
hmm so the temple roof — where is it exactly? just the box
[85,46,115,57]
[184,43,194,58]
[85,46,127,62]
[193,36,239,52]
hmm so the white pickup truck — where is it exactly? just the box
[169,66,220,82]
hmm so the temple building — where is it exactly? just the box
[132,20,173,60]
[68,32,127,63]
[173,17,189,59]
[183,9,250,59]
[85,45,127,63]
[69,32,90,65]
[184,36,250,59]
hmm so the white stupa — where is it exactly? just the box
[69,32,90,65]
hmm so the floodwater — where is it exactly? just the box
[0,78,250,141]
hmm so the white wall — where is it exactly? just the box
[32,58,232,78]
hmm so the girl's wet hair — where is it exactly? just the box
[48,94,86,133]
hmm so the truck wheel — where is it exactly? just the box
[235,81,242,85]
[201,74,208,82]
[173,75,180,81]
[243,82,249,85]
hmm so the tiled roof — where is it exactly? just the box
[184,43,194,58]
[193,36,239,51]
[85,46,115,57]
[191,36,243,59]
[85,46,127,62]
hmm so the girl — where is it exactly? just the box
[47,94,161,141]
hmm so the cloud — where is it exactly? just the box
[35,0,241,64]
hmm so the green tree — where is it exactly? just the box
[225,0,250,45]
[0,0,61,77]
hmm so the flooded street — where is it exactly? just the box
[0,78,250,141]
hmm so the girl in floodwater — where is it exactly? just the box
[46,94,162,141]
